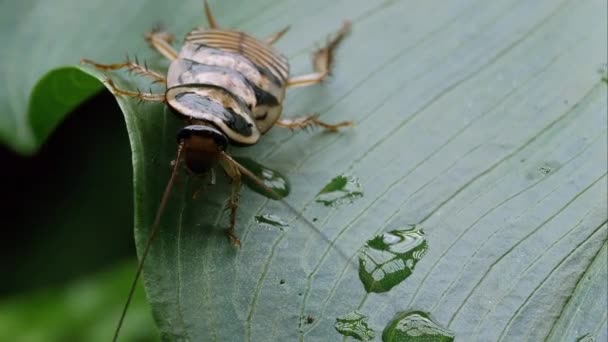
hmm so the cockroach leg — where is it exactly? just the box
[287,21,351,88]
[81,58,166,83]
[145,29,178,61]
[220,154,242,246]
[275,113,353,132]
[264,26,290,45]
[204,0,219,29]
[104,78,166,102]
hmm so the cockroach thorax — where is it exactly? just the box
[177,123,228,174]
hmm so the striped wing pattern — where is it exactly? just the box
[166,28,291,143]
[185,29,289,85]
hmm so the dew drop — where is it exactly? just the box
[335,311,375,341]
[358,225,428,293]
[525,160,561,180]
[232,157,290,199]
[598,62,607,83]
[383,311,454,342]
[577,333,596,342]
[255,213,288,230]
[315,174,363,207]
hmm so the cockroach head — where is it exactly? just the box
[177,124,228,174]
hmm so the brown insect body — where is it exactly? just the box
[82,2,352,340]
[165,28,291,176]
[168,28,289,140]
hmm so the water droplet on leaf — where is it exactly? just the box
[577,334,596,342]
[335,311,375,341]
[598,62,607,83]
[255,213,288,230]
[383,311,454,342]
[233,157,290,199]
[315,174,363,207]
[358,225,428,293]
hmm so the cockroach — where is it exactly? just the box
[82,1,351,340]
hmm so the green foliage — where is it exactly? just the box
[1,0,606,341]
[0,262,158,342]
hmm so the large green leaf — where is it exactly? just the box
[3,0,607,341]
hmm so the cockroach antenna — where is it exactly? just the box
[112,148,352,342]
[112,143,184,342]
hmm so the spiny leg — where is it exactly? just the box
[81,58,166,83]
[104,78,165,102]
[275,113,353,132]
[81,58,166,102]
[219,154,242,246]
[264,26,290,45]
[287,21,351,88]
[145,27,178,61]
[204,0,219,28]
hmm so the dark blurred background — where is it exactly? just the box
[0,92,158,341]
